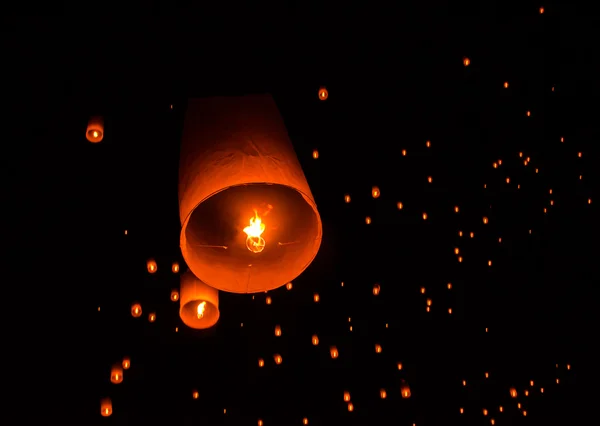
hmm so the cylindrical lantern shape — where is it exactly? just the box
[122,357,130,370]
[86,116,104,143]
[100,397,112,417]
[110,364,123,384]
[179,95,322,293]
[179,270,220,329]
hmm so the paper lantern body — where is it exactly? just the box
[179,270,220,329]
[86,116,104,143]
[179,94,322,293]
[100,397,112,416]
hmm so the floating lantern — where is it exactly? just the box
[330,346,339,359]
[179,270,219,329]
[122,357,130,370]
[312,335,319,345]
[147,259,157,274]
[131,303,142,318]
[172,262,180,273]
[100,397,112,417]
[110,364,123,384]
[192,390,199,399]
[274,354,282,364]
[86,116,104,143]
[170,289,179,302]
[318,87,328,100]
[373,283,380,295]
[401,381,411,398]
[343,391,351,402]
[510,387,517,398]
[179,95,322,293]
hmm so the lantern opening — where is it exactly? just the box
[179,270,220,329]
[243,209,268,253]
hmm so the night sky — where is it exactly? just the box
[5,5,597,425]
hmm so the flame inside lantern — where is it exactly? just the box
[197,301,207,319]
[243,210,266,253]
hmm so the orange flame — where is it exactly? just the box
[243,210,266,253]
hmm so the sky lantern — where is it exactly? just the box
[274,354,283,364]
[86,116,104,143]
[373,283,380,295]
[179,270,220,329]
[131,303,142,318]
[148,312,156,322]
[179,95,322,293]
[510,387,517,398]
[170,289,179,302]
[100,397,112,417]
[401,381,411,398]
[110,364,123,384]
[343,391,351,402]
[312,334,319,345]
[274,325,282,336]
[172,262,180,273]
[371,186,380,198]
[318,87,328,100]
[463,57,470,66]
[330,346,339,359]
[122,357,130,370]
[147,259,157,274]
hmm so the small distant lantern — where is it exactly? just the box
[110,364,123,384]
[172,262,180,273]
[380,388,387,399]
[170,289,179,302]
[463,57,470,66]
[131,303,142,318]
[483,216,488,224]
[347,402,354,412]
[344,194,351,203]
[401,381,411,398]
[397,362,403,370]
[179,270,220,329]
[274,325,282,336]
[192,390,199,399]
[365,216,372,225]
[258,358,264,367]
[504,81,509,88]
[86,116,104,143]
[373,283,380,295]
[266,296,272,305]
[100,397,112,417]
[343,391,351,402]
[375,344,382,353]
[286,282,293,290]
[148,312,156,322]
[313,293,320,302]
[397,202,403,210]
[312,334,319,345]
[330,346,339,359]
[510,387,517,398]
[274,354,282,364]
[422,212,428,220]
[312,149,319,159]
[371,186,380,198]
[122,357,130,370]
[318,87,328,101]
[147,259,157,274]
[303,418,308,425]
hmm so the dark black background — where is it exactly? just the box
[4,2,597,425]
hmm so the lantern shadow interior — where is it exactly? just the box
[185,184,320,292]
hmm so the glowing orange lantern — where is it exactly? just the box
[373,283,380,295]
[266,296,272,305]
[397,362,403,370]
[330,346,339,359]
[179,270,219,329]
[274,325,282,336]
[122,357,130,370]
[100,397,112,417]
[312,149,319,159]
[343,391,351,402]
[318,87,328,100]
[148,312,156,322]
[313,293,320,302]
[179,95,322,293]
[286,282,293,290]
[274,354,282,364]
[401,381,411,398]
[86,116,104,143]
[303,418,308,425]
[510,387,517,398]
[371,186,380,198]
[258,358,264,367]
[312,334,319,345]
[192,390,199,399]
[170,289,179,302]
[344,194,351,203]
[172,262,180,273]
[110,364,123,384]
[131,303,142,318]
[347,402,354,412]
[380,389,387,399]
[463,57,470,66]
[375,344,382,353]
[365,216,372,224]
[146,258,157,274]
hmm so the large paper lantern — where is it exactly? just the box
[179,94,322,293]
[179,270,219,329]
[86,116,104,143]
[100,397,112,417]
